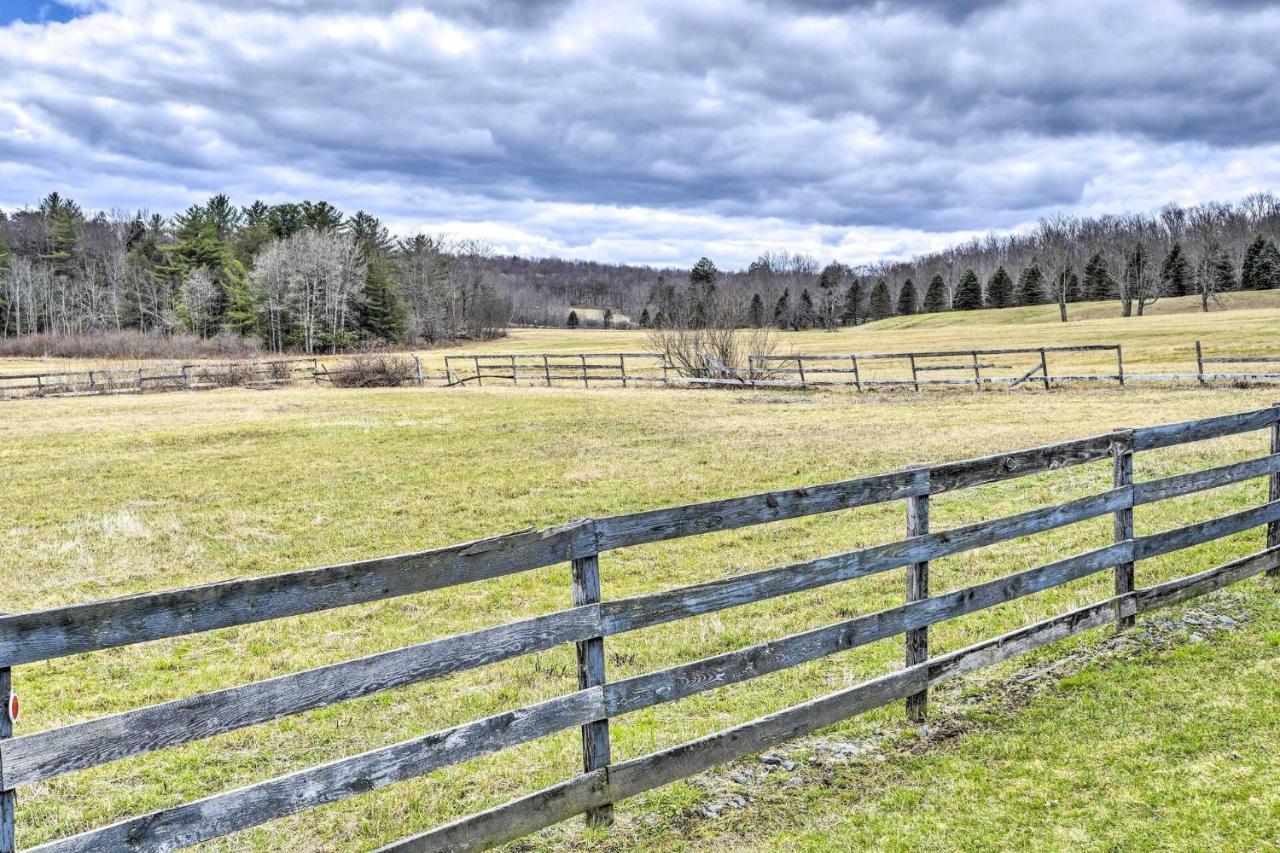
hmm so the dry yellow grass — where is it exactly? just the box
[2,379,1279,850]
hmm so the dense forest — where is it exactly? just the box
[3,192,1280,352]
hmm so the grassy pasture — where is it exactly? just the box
[417,290,1280,382]
[2,377,1279,850]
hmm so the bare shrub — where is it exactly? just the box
[646,319,781,383]
[329,348,419,388]
[193,361,260,388]
[0,330,261,360]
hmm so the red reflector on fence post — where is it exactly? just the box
[8,691,19,724]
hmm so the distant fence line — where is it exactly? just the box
[444,341,1280,391]
[4,405,1280,850]
[0,358,322,400]
[6,340,1280,401]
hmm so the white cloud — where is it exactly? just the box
[3,0,1280,267]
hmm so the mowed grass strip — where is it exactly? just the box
[0,382,1277,850]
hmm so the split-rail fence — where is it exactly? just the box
[3,405,1280,851]
[444,342,1280,392]
[0,358,321,400]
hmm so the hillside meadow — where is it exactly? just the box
[420,291,1280,381]
[1,375,1278,850]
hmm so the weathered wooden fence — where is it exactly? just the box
[2,406,1278,850]
[0,359,321,400]
[751,344,1125,390]
[443,352,668,387]
[1193,341,1280,384]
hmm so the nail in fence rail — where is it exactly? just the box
[8,405,1280,852]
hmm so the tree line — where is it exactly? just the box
[4,191,1280,350]
[625,194,1280,331]
[0,193,511,352]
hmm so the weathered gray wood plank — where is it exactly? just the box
[1112,430,1136,629]
[0,520,599,668]
[28,689,606,853]
[1132,454,1280,505]
[0,606,602,790]
[569,555,612,826]
[1133,406,1279,451]
[603,541,1128,718]
[929,433,1117,492]
[593,468,928,551]
[602,488,1129,634]
[1134,500,1280,560]
[904,471,930,722]
[1136,545,1280,611]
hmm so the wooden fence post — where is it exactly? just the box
[1039,348,1050,391]
[1116,345,1125,387]
[570,554,613,826]
[1195,341,1205,386]
[1269,405,1280,577]
[1112,429,1136,629]
[510,355,518,386]
[796,355,807,389]
[851,354,862,392]
[971,350,981,390]
[0,667,15,853]
[619,355,628,388]
[473,356,482,387]
[580,355,589,388]
[543,355,552,387]
[909,355,920,392]
[413,356,424,388]
[905,465,930,722]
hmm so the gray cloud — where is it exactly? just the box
[4,0,1280,266]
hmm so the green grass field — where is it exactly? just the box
[2,302,1280,850]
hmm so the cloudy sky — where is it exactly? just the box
[3,0,1280,267]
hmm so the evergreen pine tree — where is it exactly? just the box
[868,279,893,320]
[773,288,791,327]
[1259,240,1280,290]
[357,255,408,343]
[1060,268,1081,303]
[1211,248,1236,293]
[639,307,652,328]
[1015,263,1047,306]
[1083,252,1116,300]
[566,310,580,329]
[895,279,918,315]
[923,273,949,312]
[841,280,862,325]
[953,268,983,310]
[986,265,1014,308]
[1241,235,1267,290]
[603,308,614,329]
[689,256,718,290]
[350,212,407,343]
[748,293,765,327]
[1161,241,1191,297]
[796,288,817,329]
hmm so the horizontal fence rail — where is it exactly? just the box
[0,359,320,400]
[440,341,1280,393]
[7,405,1280,852]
